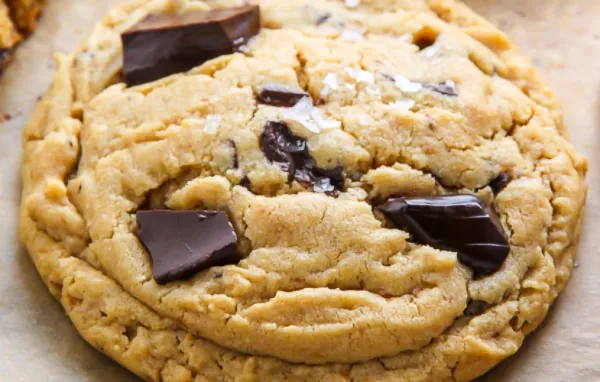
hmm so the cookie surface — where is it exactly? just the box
[19,0,587,381]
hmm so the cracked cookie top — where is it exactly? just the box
[19,0,587,381]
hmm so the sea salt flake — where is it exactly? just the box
[340,29,364,41]
[421,44,440,58]
[204,115,220,134]
[345,0,360,8]
[366,85,381,97]
[399,33,413,42]
[283,97,340,134]
[359,114,372,126]
[321,73,339,98]
[394,74,423,93]
[390,98,415,111]
[311,108,341,130]
[345,67,375,84]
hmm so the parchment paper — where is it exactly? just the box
[0,1,597,381]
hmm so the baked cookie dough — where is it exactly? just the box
[0,0,45,70]
[19,0,588,381]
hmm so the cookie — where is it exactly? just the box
[0,0,45,70]
[19,0,588,381]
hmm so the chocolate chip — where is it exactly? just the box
[316,12,332,26]
[489,173,511,194]
[260,121,303,181]
[256,85,309,107]
[464,300,489,315]
[378,195,510,275]
[421,81,458,96]
[260,121,344,193]
[239,176,251,189]
[121,5,260,86]
[136,210,241,284]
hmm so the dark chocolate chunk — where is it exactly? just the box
[489,173,511,194]
[256,85,309,107]
[260,121,344,193]
[464,300,489,315]
[136,210,241,284]
[122,5,260,86]
[378,195,510,275]
[421,81,458,96]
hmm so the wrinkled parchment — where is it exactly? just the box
[0,1,597,381]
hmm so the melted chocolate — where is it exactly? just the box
[260,121,344,193]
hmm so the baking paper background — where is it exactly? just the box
[0,1,597,380]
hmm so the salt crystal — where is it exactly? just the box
[390,98,415,111]
[283,97,340,134]
[311,108,341,130]
[321,73,339,98]
[421,44,439,58]
[394,74,423,93]
[345,67,375,84]
[204,115,220,134]
[359,115,372,126]
[340,29,364,41]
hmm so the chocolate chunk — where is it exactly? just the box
[122,5,260,86]
[421,81,458,96]
[489,173,511,194]
[260,121,344,193]
[136,210,241,284]
[256,85,309,107]
[464,300,489,315]
[378,195,510,275]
